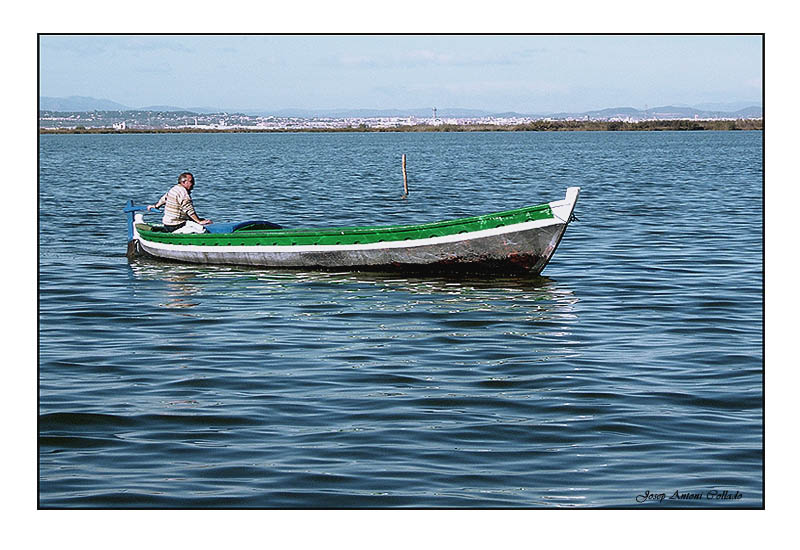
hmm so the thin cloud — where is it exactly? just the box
[132,61,174,74]
[40,35,194,56]
[114,37,194,54]
[40,36,109,56]
[323,48,555,70]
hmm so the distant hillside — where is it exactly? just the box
[256,108,494,118]
[732,106,763,118]
[692,101,761,112]
[548,105,763,120]
[39,96,223,114]
[138,104,190,112]
[141,105,224,114]
[38,96,763,119]
[40,96,131,111]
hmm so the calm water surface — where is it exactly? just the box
[39,131,763,507]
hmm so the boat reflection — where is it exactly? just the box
[161,272,201,309]
[126,257,580,320]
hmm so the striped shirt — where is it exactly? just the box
[154,184,197,225]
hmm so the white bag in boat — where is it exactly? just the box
[172,220,207,234]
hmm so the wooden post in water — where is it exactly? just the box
[401,154,409,199]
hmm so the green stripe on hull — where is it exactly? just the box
[137,203,554,247]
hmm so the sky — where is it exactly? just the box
[38,34,763,113]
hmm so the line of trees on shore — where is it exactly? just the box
[40,118,763,135]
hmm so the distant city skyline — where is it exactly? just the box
[39,35,763,115]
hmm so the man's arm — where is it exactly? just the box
[181,193,211,225]
[148,193,168,210]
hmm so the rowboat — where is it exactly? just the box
[124,187,579,274]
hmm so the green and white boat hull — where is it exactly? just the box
[127,187,579,274]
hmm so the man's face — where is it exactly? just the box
[182,176,195,191]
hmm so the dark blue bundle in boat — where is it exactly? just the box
[205,221,283,234]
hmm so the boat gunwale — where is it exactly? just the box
[135,202,555,245]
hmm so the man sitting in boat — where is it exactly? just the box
[147,172,212,233]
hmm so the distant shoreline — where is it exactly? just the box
[39,119,763,134]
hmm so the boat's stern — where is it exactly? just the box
[123,200,151,259]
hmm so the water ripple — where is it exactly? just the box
[39,131,762,508]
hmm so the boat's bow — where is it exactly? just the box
[550,186,580,224]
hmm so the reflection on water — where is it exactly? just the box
[125,259,585,390]
[161,272,202,309]
[127,259,579,321]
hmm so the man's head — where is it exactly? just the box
[178,172,195,191]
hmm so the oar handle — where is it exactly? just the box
[124,200,161,241]
[123,204,157,213]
